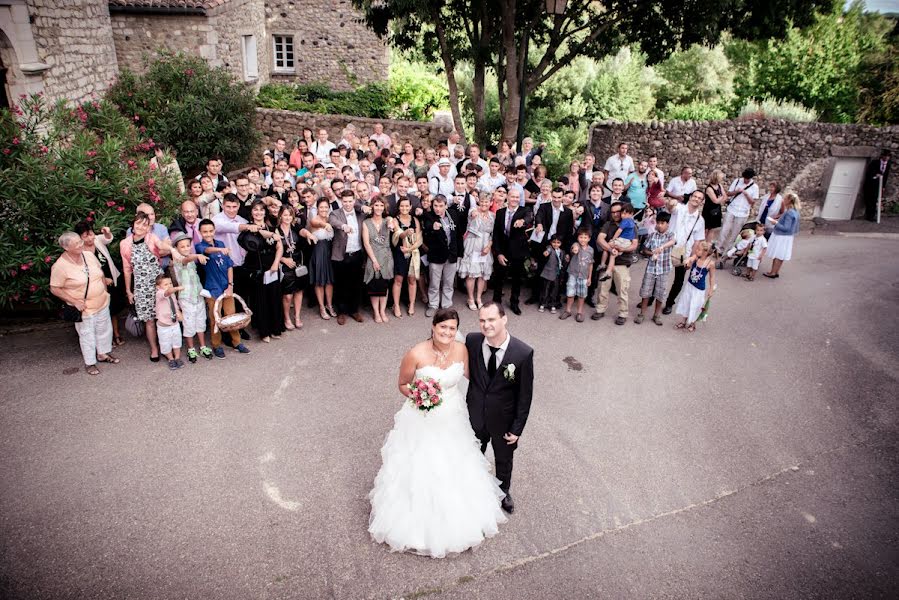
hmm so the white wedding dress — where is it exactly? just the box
[368,361,508,558]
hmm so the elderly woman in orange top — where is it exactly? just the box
[120,211,172,362]
[50,231,120,375]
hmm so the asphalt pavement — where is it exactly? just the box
[1,232,897,599]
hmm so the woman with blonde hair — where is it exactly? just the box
[763,192,801,279]
[703,169,726,243]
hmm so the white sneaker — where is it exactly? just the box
[538,305,545,313]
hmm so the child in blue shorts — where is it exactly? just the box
[599,202,636,282]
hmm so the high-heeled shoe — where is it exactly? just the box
[408,304,415,316]
[320,309,331,320]
[327,305,338,317]
[393,306,403,318]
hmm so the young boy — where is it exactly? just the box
[744,222,768,281]
[726,228,755,262]
[195,219,250,358]
[599,202,637,281]
[635,211,675,325]
[560,228,594,322]
[538,234,565,314]
[155,274,184,370]
[171,233,212,362]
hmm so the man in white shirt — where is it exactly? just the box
[311,128,336,161]
[369,123,391,150]
[603,143,635,187]
[478,158,507,194]
[429,158,455,197]
[663,190,706,314]
[460,144,489,174]
[719,168,759,253]
[665,166,697,203]
[446,130,461,157]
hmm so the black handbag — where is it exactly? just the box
[60,253,89,323]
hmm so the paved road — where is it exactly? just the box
[1,233,897,599]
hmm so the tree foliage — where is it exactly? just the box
[107,52,259,176]
[0,94,180,309]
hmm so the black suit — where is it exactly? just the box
[491,205,533,307]
[864,157,891,221]
[465,332,534,494]
[529,203,574,300]
[447,194,472,257]
[421,210,459,264]
[385,193,421,217]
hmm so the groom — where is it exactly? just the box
[466,302,535,514]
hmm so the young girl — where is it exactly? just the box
[674,241,716,333]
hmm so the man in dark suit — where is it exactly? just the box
[491,187,533,315]
[385,175,421,217]
[465,302,534,514]
[447,174,473,258]
[864,149,891,222]
[525,187,574,305]
[421,195,459,316]
[328,190,366,325]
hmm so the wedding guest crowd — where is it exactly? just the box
[51,121,822,374]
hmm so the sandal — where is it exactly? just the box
[393,306,403,318]
[113,336,125,347]
[97,354,120,364]
[674,322,686,330]
[320,309,331,320]
[467,301,478,311]
[686,323,696,333]
[408,305,415,316]
[326,306,338,317]
[284,320,296,330]
[85,364,100,376]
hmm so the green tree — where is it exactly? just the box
[749,2,889,122]
[355,0,828,144]
[107,52,259,175]
[654,44,736,111]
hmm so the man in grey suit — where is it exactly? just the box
[328,190,366,325]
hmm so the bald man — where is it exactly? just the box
[169,200,203,246]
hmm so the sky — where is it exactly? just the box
[850,0,899,12]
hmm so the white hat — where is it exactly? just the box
[437,158,452,166]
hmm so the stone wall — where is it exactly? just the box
[264,0,388,89]
[110,14,216,72]
[25,0,119,103]
[255,108,452,158]
[589,119,899,217]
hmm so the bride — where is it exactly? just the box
[368,308,508,558]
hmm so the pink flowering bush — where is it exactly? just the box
[0,93,180,308]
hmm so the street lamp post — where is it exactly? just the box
[516,0,568,152]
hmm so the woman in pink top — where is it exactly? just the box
[121,211,171,361]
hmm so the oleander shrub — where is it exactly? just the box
[107,51,259,175]
[0,94,180,309]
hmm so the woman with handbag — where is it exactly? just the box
[276,206,309,330]
[390,197,422,318]
[703,169,726,245]
[362,197,395,324]
[50,231,119,375]
[663,190,706,315]
[121,211,170,361]
[75,221,127,347]
[238,200,285,343]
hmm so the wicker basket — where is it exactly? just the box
[213,293,252,333]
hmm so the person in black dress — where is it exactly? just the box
[238,200,285,343]
[276,206,311,330]
[390,197,423,318]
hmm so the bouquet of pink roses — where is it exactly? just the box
[407,376,443,412]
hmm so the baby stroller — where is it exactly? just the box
[716,220,759,272]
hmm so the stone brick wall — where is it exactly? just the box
[111,14,216,73]
[255,108,452,159]
[264,0,388,89]
[25,0,119,103]
[589,119,899,217]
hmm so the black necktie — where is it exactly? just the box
[488,346,499,378]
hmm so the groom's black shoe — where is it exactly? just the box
[501,493,515,514]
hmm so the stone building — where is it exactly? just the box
[0,0,387,107]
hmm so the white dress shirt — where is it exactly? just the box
[666,176,697,200]
[604,153,634,183]
[343,210,362,253]
[482,332,511,369]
